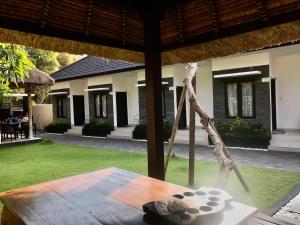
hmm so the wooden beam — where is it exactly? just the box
[0,16,144,52]
[144,9,164,180]
[188,76,196,187]
[27,89,33,139]
[255,0,268,22]
[162,8,300,51]
[207,0,219,32]
[164,85,187,175]
[85,0,94,37]
[40,0,52,28]
[94,0,186,13]
[121,10,127,44]
[176,6,185,43]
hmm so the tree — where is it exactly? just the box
[0,44,33,96]
[57,52,80,69]
[32,85,50,104]
[25,48,80,103]
[26,47,60,74]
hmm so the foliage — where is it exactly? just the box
[57,52,80,69]
[44,119,71,133]
[0,92,11,107]
[216,117,271,139]
[26,47,60,74]
[132,121,147,139]
[82,119,113,137]
[25,47,80,102]
[26,47,80,73]
[0,142,299,212]
[0,44,33,95]
[33,85,51,104]
[132,120,173,141]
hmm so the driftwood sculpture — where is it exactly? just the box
[165,63,249,192]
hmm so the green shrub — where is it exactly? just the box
[132,120,173,141]
[82,119,113,137]
[132,122,147,139]
[44,119,71,133]
[163,121,172,141]
[216,117,270,139]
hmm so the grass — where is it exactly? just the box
[0,140,299,214]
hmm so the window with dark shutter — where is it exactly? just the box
[94,93,108,118]
[225,81,255,118]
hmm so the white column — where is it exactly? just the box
[69,93,74,126]
[172,85,177,121]
[112,91,117,127]
[84,81,90,124]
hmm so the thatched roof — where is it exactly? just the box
[0,0,299,64]
[10,67,55,89]
[1,20,300,65]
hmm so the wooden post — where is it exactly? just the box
[188,76,196,187]
[164,85,187,175]
[27,89,33,139]
[143,9,164,180]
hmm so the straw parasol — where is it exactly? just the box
[10,67,55,139]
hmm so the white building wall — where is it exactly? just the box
[212,52,270,71]
[137,66,173,80]
[87,75,113,86]
[83,81,90,123]
[50,81,70,90]
[112,72,139,126]
[172,63,213,127]
[197,61,214,120]
[126,74,139,125]
[69,80,86,126]
[273,53,300,129]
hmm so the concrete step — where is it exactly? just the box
[269,145,300,153]
[174,139,208,145]
[107,127,134,140]
[269,140,300,148]
[107,133,132,140]
[271,135,300,141]
[66,126,83,135]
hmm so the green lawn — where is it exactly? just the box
[0,140,299,213]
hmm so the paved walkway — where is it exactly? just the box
[38,133,300,172]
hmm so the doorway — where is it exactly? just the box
[116,92,128,127]
[176,86,187,129]
[271,79,277,131]
[73,95,85,126]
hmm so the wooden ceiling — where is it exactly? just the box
[0,0,299,54]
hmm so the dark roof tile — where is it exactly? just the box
[51,56,144,81]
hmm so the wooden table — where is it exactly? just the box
[0,167,258,225]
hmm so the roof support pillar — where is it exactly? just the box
[144,10,165,180]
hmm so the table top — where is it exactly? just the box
[0,167,257,225]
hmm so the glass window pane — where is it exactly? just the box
[102,94,107,117]
[95,95,100,117]
[57,97,62,118]
[62,97,66,117]
[242,82,253,117]
[227,83,238,117]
